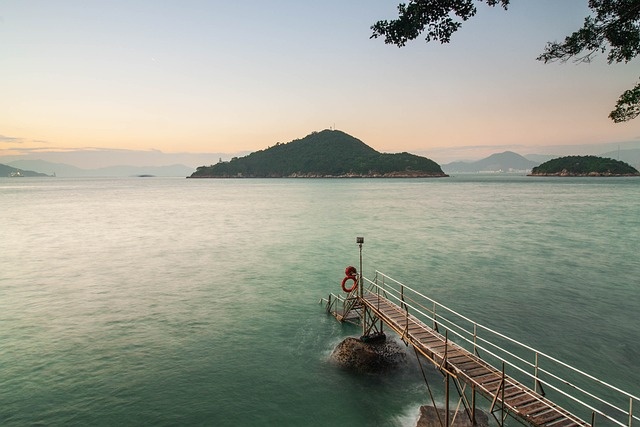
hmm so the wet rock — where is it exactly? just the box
[330,335,407,374]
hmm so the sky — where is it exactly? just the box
[1,0,640,165]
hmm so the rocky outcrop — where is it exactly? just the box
[330,335,407,374]
[530,168,639,177]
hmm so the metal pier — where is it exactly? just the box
[321,246,638,427]
[360,290,589,427]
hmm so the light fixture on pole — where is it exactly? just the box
[356,237,364,298]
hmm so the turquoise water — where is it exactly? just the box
[1,176,639,426]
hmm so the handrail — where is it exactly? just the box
[320,286,360,323]
[365,270,639,427]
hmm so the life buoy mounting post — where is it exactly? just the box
[341,265,358,293]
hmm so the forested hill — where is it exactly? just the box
[529,155,640,176]
[189,130,447,178]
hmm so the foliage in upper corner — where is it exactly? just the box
[529,155,639,176]
[188,129,447,178]
[609,81,640,122]
[370,0,509,46]
[371,0,640,122]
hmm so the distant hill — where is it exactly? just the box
[6,159,194,177]
[442,151,539,173]
[0,163,50,177]
[530,155,640,176]
[599,148,640,170]
[523,154,556,164]
[190,130,447,178]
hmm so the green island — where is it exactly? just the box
[529,155,640,177]
[189,129,447,178]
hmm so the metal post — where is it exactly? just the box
[433,302,439,332]
[357,237,364,335]
[473,323,477,356]
[501,363,505,427]
[446,371,450,427]
[472,384,476,425]
[534,352,539,393]
[357,237,364,299]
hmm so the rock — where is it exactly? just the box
[330,335,407,373]
[416,406,489,427]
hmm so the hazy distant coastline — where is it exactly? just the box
[2,140,640,178]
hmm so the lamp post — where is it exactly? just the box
[356,237,364,336]
[356,237,364,298]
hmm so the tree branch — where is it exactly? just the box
[609,80,640,123]
[370,0,509,46]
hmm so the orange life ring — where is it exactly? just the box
[341,275,358,293]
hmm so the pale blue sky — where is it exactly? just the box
[1,0,639,163]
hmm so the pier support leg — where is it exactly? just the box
[472,385,476,425]
[446,372,450,427]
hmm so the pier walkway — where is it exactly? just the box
[322,270,638,427]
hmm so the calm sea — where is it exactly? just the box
[1,176,639,426]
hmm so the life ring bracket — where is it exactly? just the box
[341,265,358,293]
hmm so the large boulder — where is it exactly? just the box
[330,334,407,373]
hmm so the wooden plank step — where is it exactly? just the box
[456,360,481,370]
[519,401,553,416]
[530,410,564,425]
[413,331,436,340]
[409,323,426,332]
[522,400,559,417]
[503,386,527,399]
[466,366,494,377]
[417,335,444,344]
[444,348,467,357]
[427,343,448,352]
[508,393,538,407]
[474,373,502,386]
[457,357,485,367]
[443,356,470,366]
[546,417,582,427]
[387,313,407,321]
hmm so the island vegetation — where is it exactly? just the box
[529,155,639,176]
[189,130,447,178]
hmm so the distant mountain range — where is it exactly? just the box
[3,133,640,177]
[0,163,50,177]
[600,148,640,169]
[441,149,640,174]
[442,151,539,173]
[2,159,195,177]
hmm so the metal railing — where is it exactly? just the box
[320,286,360,323]
[364,270,639,427]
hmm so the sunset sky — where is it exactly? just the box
[2,0,639,164]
